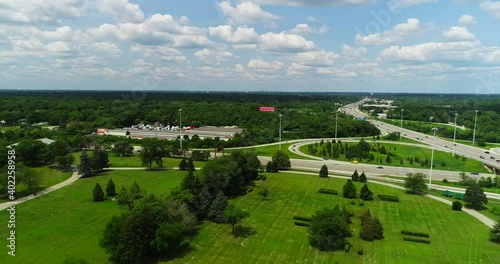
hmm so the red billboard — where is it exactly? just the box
[259,107,275,112]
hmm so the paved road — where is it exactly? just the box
[284,170,497,228]
[342,99,500,172]
[0,169,81,211]
[286,140,495,181]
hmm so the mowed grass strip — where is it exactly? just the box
[224,142,307,160]
[301,142,489,173]
[0,169,185,264]
[165,173,499,264]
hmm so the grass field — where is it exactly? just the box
[301,141,489,173]
[224,142,308,160]
[0,169,186,264]
[0,166,72,202]
[71,151,206,168]
[451,139,500,150]
[2,170,498,263]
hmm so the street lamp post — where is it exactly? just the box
[335,103,342,141]
[473,110,478,145]
[429,127,438,190]
[400,109,404,140]
[179,109,182,151]
[452,113,458,157]
[279,114,283,151]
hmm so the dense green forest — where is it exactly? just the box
[0,91,378,154]
[363,94,500,143]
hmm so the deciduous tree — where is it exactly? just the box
[404,173,427,194]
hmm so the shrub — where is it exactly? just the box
[93,183,105,202]
[401,230,430,238]
[443,179,448,184]
[378,195,399,202]
[293,216,312,222]
[452,201,463,211]
[318,188,338,195]
[246,186,253,193]
[359,201,364,206]
[294,221,310,227]
[350,200,355,205]
[262,175,267,181]
[357,246,364,255]
[403,237,431,244]
[344,243,352,253]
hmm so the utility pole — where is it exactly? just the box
[429,127,438,190]
[279,114,283,150]
[400,109,404,140]
[179,109,182,152]
[452,113,458,157]
[472,110,478,145]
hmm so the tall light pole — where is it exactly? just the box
[400,109,404,140]
[278,114,283,151]
[429,127,438,190]
[473,110,478,145]
[335,103,341,141]
[452,113,458,157]
[179,109,182,151]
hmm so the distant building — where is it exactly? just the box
[33,122,49,126]
[7,138,55,149]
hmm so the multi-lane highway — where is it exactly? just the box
[342,99,500,172]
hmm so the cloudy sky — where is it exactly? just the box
[0,0,499,93]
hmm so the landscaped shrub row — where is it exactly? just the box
[403,237,431,244]
[401,230,430,238]
[318,188,338,195]
[294,221,310,227]
[293,215,312,222]
[378,194,399,202]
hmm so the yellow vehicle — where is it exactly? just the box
[351,161,358,164]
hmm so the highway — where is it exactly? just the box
[342,99,500,172]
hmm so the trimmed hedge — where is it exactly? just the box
[344,243,352,253]
[401,230,430,238]
[378,194,400,202]
[357,246,364,255]
[293,215,312,222]
[403,237,431,244]
[294,221,310,227]
[318,188,338,195]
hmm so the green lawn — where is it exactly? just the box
[164,173,499,264]
[451,139,500,150]
[302,141,489,173]
[0,166,72,202]
[72,151,206,168]
[224,142,309,160]
[0,169,186,264]
[0,171,498,263]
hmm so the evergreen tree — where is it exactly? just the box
[342,180,357,199]
[272,150,291,170]
[360,183,373,201]
[93,183,105,202]
[130,181,142,199]
[341,205,353,224]
[105,178,116,197]
[490,218,500,243]
[117,187,134,210]
[77,150,92,178]
[186,158,195,171]
[319,164,329,178]
[266,160,279,173]
[180,170,197,191]
[207,191,229,223]
[178,158,187,171]
[359,171,367,182]
[351,170,359,181]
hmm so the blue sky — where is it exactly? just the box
[0,0,499,93]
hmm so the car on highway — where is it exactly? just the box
[485,151,490,154]
[491,157,495,159]
[479,155,485,159]
[323,158,328,160]
[377,166,383,169]
[470,172,479,175]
